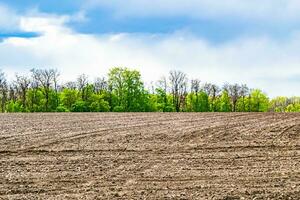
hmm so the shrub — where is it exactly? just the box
[71,101,89,112]
[113,106,125,112]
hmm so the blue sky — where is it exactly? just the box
[0,0,300,97]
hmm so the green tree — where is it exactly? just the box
[61,88,78,110]
[6,100,23,112]
[109,67,148,112]
[269,97,288,112]
[198,91,210,112]
[250,89,269,112]
[2,67,300,113]
[218,91,231,112]
[26,88,44,112]
[71,101,89,112]
[188,91,210,112]
[87,94,110,112]
[31,69,59,111]
[285,103,300,112]
[188,79,202,112]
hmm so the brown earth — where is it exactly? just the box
[0,113,299,199]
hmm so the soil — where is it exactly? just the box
[0,113,299,199]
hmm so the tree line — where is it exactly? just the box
[0,67,299,113]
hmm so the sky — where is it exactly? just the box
[0,0,299,97]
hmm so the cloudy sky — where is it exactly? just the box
[0,0,300,97]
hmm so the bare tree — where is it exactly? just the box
[64,81,77,90]
[156,76,169,106]
[222,82,230,93]
[8,84,18,103]
[0,71,8,112]
[31,68,57,111]
[288,97,300,105]
[203,83,210,95]
[94,77,108,94]
[148,81,155,95]
[169,70,188,112]
[77,74,89,100]
[240,84,249,112]
[191,79,201,94]
[15,74,31,109]
[53,71,60,108]
[180,79,188,111]
[28,79,40,112]
[203,83,220,112]
[191,79,201,111]
[228,84,241,112]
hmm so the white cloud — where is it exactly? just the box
[0,3,86,34]
[0,4,20,31]
[86,0,300,22]
[20,15,71,35]
[0,12,300,97]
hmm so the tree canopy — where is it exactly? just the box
[0,68,299,113]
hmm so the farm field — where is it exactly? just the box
[0,113,299,199]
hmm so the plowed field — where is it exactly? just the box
[0,113,299,199]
